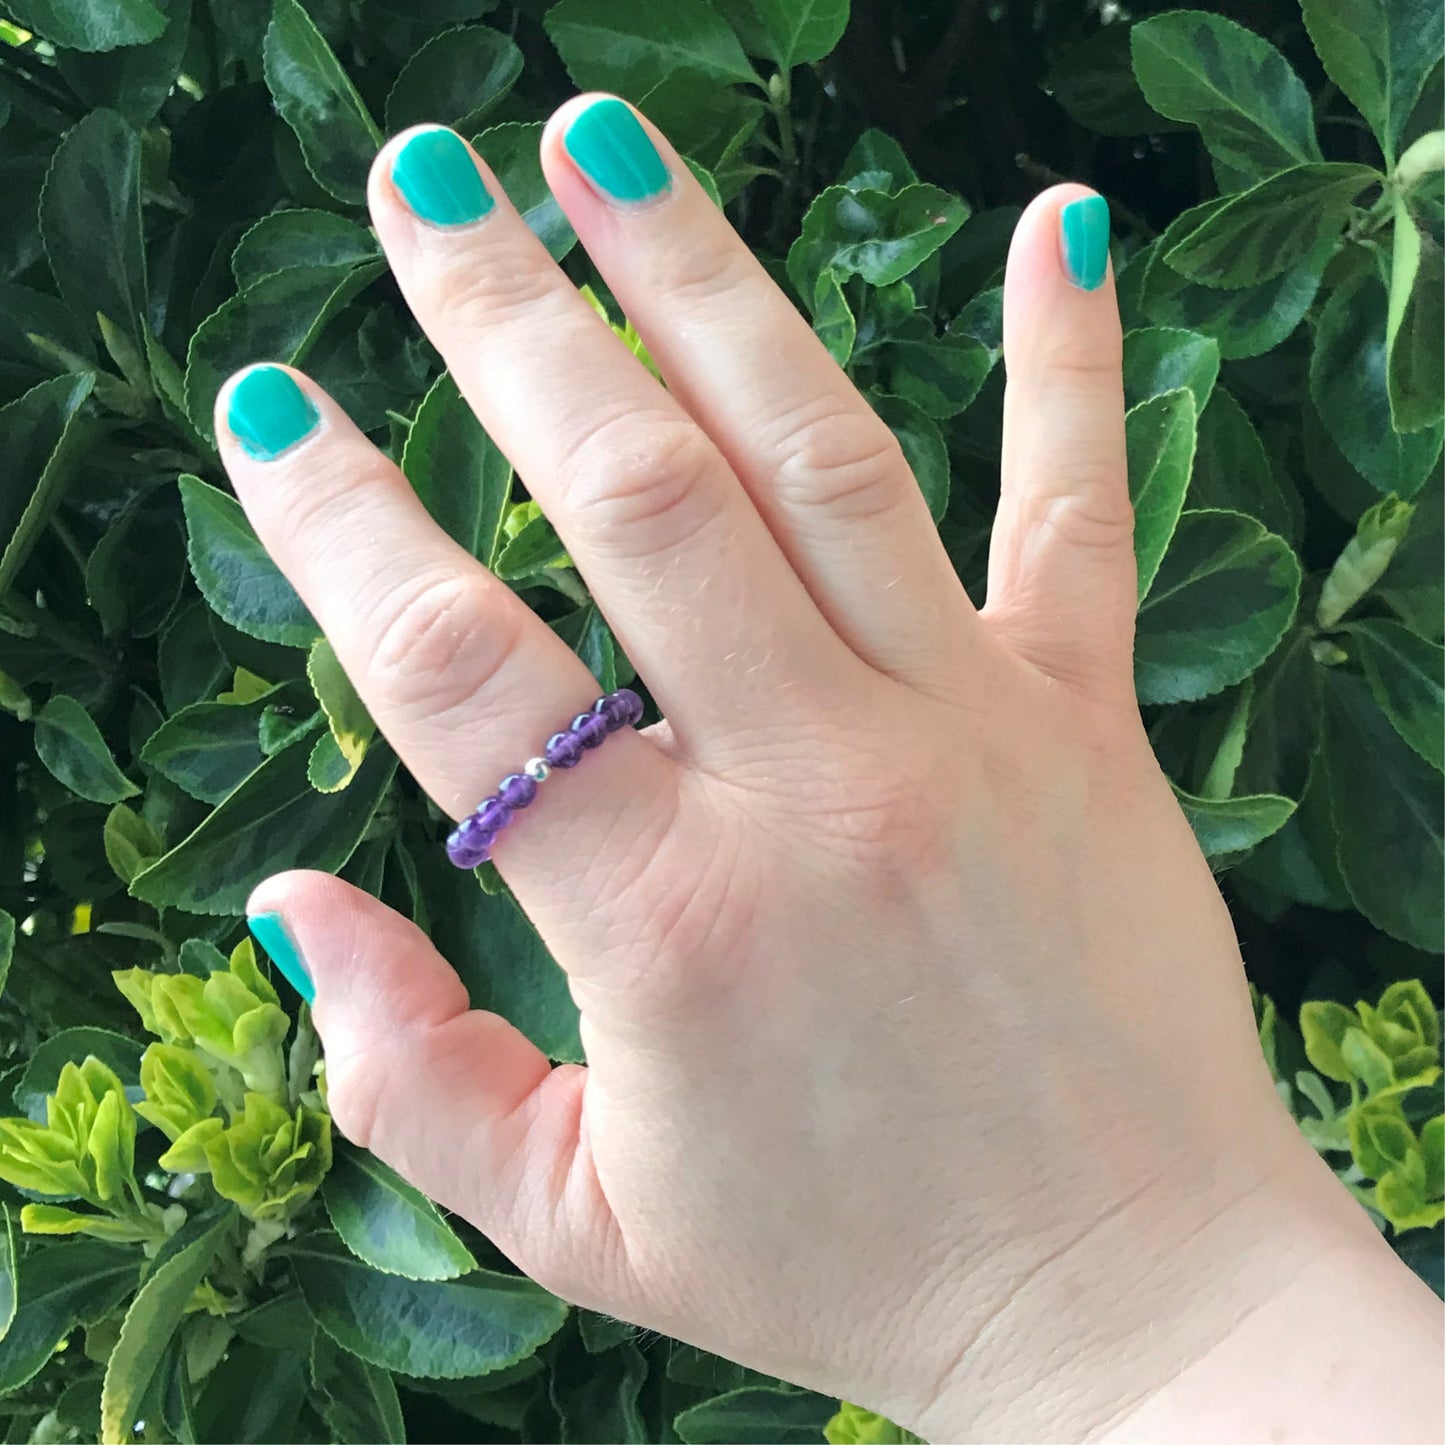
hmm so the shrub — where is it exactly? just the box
[0,0,1441,1440]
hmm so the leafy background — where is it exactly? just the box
[0,0,1442,1441]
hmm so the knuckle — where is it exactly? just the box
[776,405,909,523]
[659,241,755,308]
[366,569,515,720]
[1030,464,1134,554]
[419,244,559,331]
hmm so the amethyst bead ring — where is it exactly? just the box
[445,687,644,869]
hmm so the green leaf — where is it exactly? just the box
[100,1207,234,1445]
[1387,203,1445,433]
[1192,389,1301,543]
[1046,23,1185,137]
[788,184,969,299]
[545,0,759,97]
[1302,0,1445,160]
[293,1234,568,1379]
[0,372,97,596]
[870,393,949,522]
[0,1242,138,1392]
[825,1402,922,1444]
[1130,11,1319,184]
[0,910,12,1004]
[34,695,139,804]
[1321,668,1444,951]
[56,0,190,126]
[40,109,148,342]
[140,694,274,803]
[1317,493,1415,628]
[184,260,385,439]
[732,0,849,69]
[13,1028,143,1119]
[1135,510,1301,705]
[1345,617,1445,771]
[129,738,397,915]
[7,0,165,50]
[878,329,991,420]
[0,1206,13,1341]
[473,122,577,262]
[103,802,164,884]
[1171,785,1297,861]
[1126,387,1197,599]
[838,129,918,190]
[675,1387,838,1444]
[322,1141,476,1281]
[310,1330,405,1445]
[1160,164,1379,287]
[307,638,373,792]
[231,210,380,289]
[191,1340,308,1444]
[385,25,523,135]
[804,270,855,365]
[179,474,318,648]
[263,0,383,205]
[550,605,618,692]
[1310,270,1444,497]
[551,1331,647,1444]
[402,370,512,565]
[1300,1000,1358,1083]
[495,513,571,581]
[1122,326,1219,412]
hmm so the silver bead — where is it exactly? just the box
[523,757,551,782]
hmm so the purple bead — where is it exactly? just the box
[571,712,609,750]
[545,730,584,769]
[593,694,628,733]
[473,796,512,834]
[497,772,538,809]
[614,688,644,725]
[446,815,493,869]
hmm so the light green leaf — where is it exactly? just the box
[675,1387,838,1444]
[307,638,373,792]
[1387,201,1445,433]
[39,108,148,342]
[264,0,383,204]
[402,370,512,565]
[140,692,275,803]
[1317,493,1415,628]
[293,1234,568,1379]
[1171,785,1297,861]
[824,1401,922,1444]
[6,0,165,50]
[179,474,317,648]
[1126,387,1197,599]
[1123,326,1219,412]
[1310,270,1444,497]
[1302,0,1444,160]
[100,1207,233,1445]
[0,372,96,596]
[1300,1000,1358,1083]
[55,0,189,125]
[103,802,164,884]
[1321,668,1444,951]
[0,1207,13,1341]
[130,738,397,915]
[1192,389,1301,543]
[1135,509,1301,705]
[12,1028,143,1120]
[494,513,571,581]
[231,210,380,289]
[310,1330,405,1445]
[1130,11,1320,183]
[473,122,577,261]
[34,695,139,804]
[386,25,523,134]
[545,0,759,97]
[1345,618,1445,772]
[1160,163,1379,287]
[322,1141,476,1281]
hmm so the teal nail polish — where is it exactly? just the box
[227,366,319,461]
[391,128,494,227]
[248,911,314,1005]
[564,97,671,205]
[1060,195,1110,291]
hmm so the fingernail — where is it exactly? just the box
[227,366,320,462]
[247,911,314,1005]
[391,127,494,227]
[1059,194,1110,291]
[564,97,671,206]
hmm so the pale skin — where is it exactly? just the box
[219,96,1443,1443]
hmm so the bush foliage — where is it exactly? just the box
[0,0,1441,1440]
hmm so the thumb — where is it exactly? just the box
[245,871,620,1305]
[983,185,1137,700]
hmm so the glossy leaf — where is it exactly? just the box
[56,0,190,125]
[675,1387,838,1444]
[1135,510,1301,705]
[307,638,373,793]
[7,0,165,50]
[1126,387,1197,599]
[386,25,523,134]
[1046,23,1184,137]
[1387,204,1445,433]
[310,1330,405,1444]
[879,329,991,419]
[140,694,273,803]
[1317,494,1415,629]
[871,393,949,522]
[1346,617,1445,771]
[12,1027,143,1120]
[474,122,578,261]
[1192,389,1301,543]
[34,695,139,804]
[732,0,849,69]
[1122,326,1219,412]
[231,210,380,289]
[1172,785,1297,860]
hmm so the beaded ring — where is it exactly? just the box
[445,687,645,869]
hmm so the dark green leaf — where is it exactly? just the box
[34,694,139,804]
[870,393,948,521]
[1321,668,1444,951]
[1047,23,1185,137]
[674,1387,837,1445]
[1172,784,1297,860]
[1123,326,1219,411]
[1387,205,1445,433]
[551,1332,648,1444]
[0,911,12,1004]
[1192,388,1302,543]
[838,129,918,191]
[474,122,577,261]
[310,1331,405,1445]
[57,0,190,125]
[1160,164,1379,287]
[140,695,272,803]
[1311,270,1444,496]
[179,474,318,648]
[550,605,618,692]
[8,0,165,50]
[879,329,991,419]
[293,1234,568,1380]
[191,1341,307,1445]
[402,370,512,564]
[1135,509,1301,704]
[1126,387,1197,599]
[1345,617,1445,771]
[322,1141,476,1281]
[0,282,95,402]
[1130,11,1320,183]
[1302,0,1445,158]
[13,1027,143,1120]
[231,211,380,289]
[129,738,397,915]
[385,25,523,134]
[263,0,383,204]
[40,108,147,342]
[732,0,849,69]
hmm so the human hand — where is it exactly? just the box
[221,98,1440,1441]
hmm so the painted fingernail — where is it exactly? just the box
[391,127,494,228]
[227,366,320,461]
[1059,195,1110,291]
[247,911,314,1005]
[564,97,671,206]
